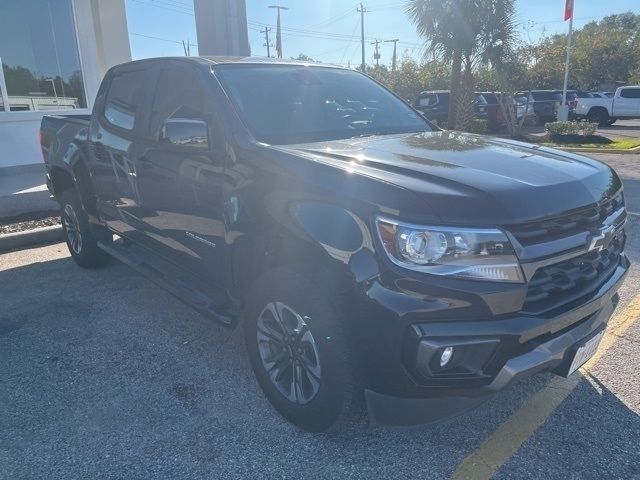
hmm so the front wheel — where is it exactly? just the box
[60,189,111,268]
[587,109,609,127]
[243,268,362,432]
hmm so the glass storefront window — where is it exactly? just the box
[0,0,87,112]
[0,84,6,112]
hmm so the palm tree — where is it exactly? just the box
[406,0,515,130]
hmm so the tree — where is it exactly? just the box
[406,0,470,127]
[292,53,318,63]
[526,13,640,90]
[406,0,515,130]
[367,56,450,101]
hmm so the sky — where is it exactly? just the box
[126,0,640,66]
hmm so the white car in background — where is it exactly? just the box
[574,86,640,126]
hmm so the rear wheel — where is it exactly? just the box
[243,267,362,432]
[606,118,617,126]
[587,108,609,127]
[60,189,111,268]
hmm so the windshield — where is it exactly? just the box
[215,64,431,145]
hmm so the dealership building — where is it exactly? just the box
[0,0,248,170]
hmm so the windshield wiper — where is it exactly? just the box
[352,130,412,138]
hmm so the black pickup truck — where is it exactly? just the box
[41,57,628,432]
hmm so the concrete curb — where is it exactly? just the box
[553,145,640,154]
[0,225,65,252]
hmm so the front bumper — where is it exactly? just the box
[363,255,628,426]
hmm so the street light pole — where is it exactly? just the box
[357,3,367,71]
[268,5,288,58]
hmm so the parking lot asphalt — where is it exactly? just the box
[599,119,640,141]
[1,153,639,480]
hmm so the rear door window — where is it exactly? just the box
[103,70,147,131]
[475,94,488,106]
[620,88,640,99]
[418,94,438,107]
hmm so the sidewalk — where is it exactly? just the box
[0,164,58,221]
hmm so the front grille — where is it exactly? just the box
[522,230,625,315]
[508,193,624,245]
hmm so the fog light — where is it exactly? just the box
[440,347,454,367]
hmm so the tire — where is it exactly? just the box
[243,267,362,432]
[607,118,617,126]
[60,189,112,268]
[587,108,609,127]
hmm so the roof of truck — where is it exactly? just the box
[112,56,344,70]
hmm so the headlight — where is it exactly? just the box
[375,217,524,283]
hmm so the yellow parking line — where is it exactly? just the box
[450,293,640,480]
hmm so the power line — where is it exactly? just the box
[150,0,193,11]
[247,20,365,40]
[247,19,422,46]
[130,0,193,15]
[130,31,198,48]
[303,4,358,30]
[340,18,361,64]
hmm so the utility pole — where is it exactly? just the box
[371,39,381,67]
[385,38,399,71]
[260,26,272,57]
[269,5,288,58]
[357,3,367,71]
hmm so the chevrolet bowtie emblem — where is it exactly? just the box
[587,225,616,252]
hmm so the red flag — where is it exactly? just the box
[564,0,574,21]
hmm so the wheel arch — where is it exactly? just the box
[49,152,99,219]
[587,106,609,117]
[230,201,379,306]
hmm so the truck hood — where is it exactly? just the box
[274,131,620,225]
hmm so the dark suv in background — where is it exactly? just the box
[516,90,563,124]
[414,90,488,123]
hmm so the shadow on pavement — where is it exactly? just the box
[0,253,637,479]
[495,372,640,479]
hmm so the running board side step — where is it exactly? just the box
[98,240,236,328]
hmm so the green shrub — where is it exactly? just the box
[545,121,598,137]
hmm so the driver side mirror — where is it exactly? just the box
[161,118,209,149]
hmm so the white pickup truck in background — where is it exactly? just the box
[574,85,640,126]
